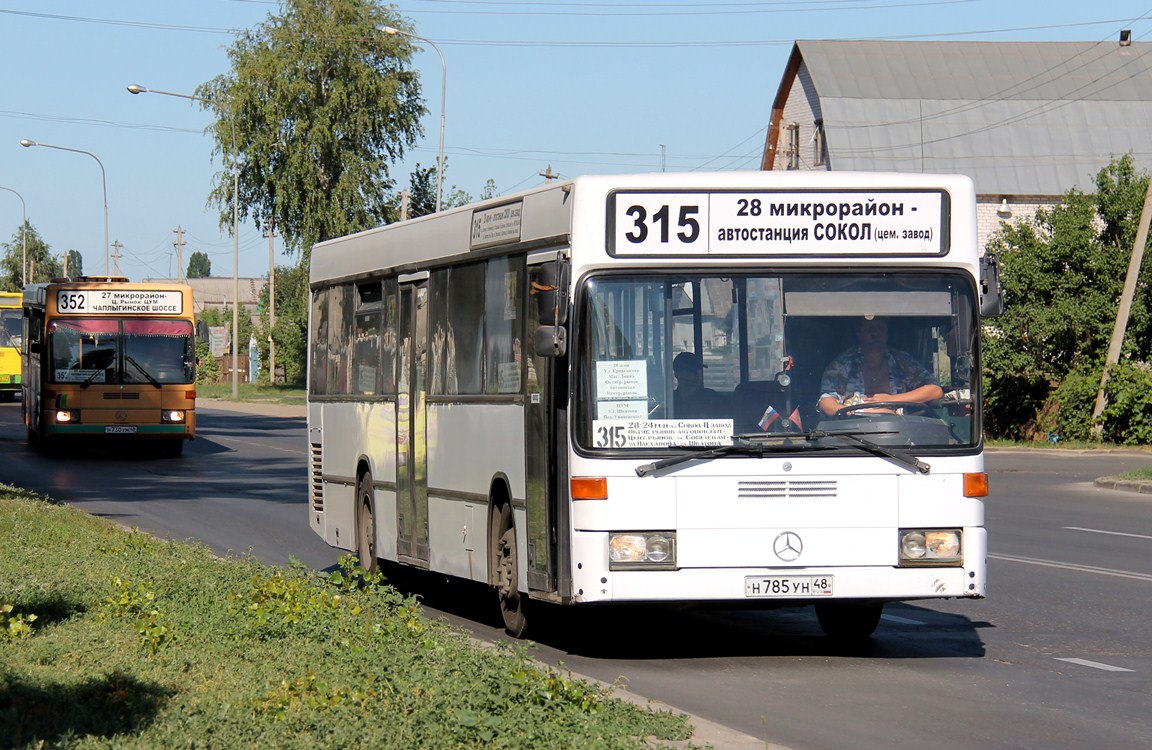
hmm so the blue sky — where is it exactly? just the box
[2,0,1151,282]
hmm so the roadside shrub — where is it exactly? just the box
[1100,359,1152,444]
[1037,368,1099,443]
[195,339,221,384]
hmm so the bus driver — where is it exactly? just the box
[818,316,942,416]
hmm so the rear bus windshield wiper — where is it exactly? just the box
[634,428,929,476]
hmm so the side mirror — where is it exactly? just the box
[531,261,568,326]
[27,341,42,354]
[979,253,1005,317]
[534,325,567,357]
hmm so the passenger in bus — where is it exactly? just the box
[817,316,942,416]
[672,351,727,418]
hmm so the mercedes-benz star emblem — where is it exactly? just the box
[773,531,803,562]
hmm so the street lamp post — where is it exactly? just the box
[19,140,108,275]
[379,25,446,213]
[127,83,241,400]
[0,187,27,283]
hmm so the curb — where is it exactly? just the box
[1093,476,1152,494]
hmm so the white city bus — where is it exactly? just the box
[307,171,997,639]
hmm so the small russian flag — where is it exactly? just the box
[758,405,780,430]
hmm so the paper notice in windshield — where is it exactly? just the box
[595,360,649,419]
[591,419,733,449]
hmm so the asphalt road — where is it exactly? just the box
[2,401,1151,750]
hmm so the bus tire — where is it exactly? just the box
[356,471,378,576]
[493,503,528,638]
[159,441,184,457]
[815,601,883,640]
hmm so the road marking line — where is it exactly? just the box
[1063,526,1152,541]
[989,553,1152,583]
[1055,657,1134,673]
[880,613,924,625]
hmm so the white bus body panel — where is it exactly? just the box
[425,402,526,582]
[309,401,400,560]
[567,453,986,604]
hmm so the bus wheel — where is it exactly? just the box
[159,441,184,457]
[494,505,527,638]
[815,601,883,640]
[356,472,378,576]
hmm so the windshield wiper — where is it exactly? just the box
[810,429,930,474]
[635,442,769,477]
[635,428,929,477]
[125,356,162,388]
[80,367,106,389]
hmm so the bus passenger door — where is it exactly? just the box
[397,279,431,566]
[525,257,568,594]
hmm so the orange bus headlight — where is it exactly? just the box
[55,410,77,423]
[608,532,676,569]
[161,410,186,423]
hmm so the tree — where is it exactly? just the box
[198,0,424,260]
[983,155,1152,440]
[64,250,83,278]
[254,260,309,385]
[0,220,62,290]
[187,251,212,279]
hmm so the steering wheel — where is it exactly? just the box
[835,401,931,417]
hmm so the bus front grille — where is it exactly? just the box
[310,444,324,511]
[738,480,838,499]
[102,392,141,400]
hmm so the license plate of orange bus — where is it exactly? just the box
[745,575,833,597]
[105,426,137,434]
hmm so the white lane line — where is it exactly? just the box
[989,553,1152,583]
[1063,526,1152,541]
[880,613,925,625]
[1054,657,1134,673]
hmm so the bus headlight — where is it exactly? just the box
[608,532,676,569]
[161,410,186,423]
[55,410,76,423]
[899,529,962,566]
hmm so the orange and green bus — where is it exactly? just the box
[0,291,21,401]
[22,277,197,456]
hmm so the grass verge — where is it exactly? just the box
[195,382,306,405]
[0,488,698,749]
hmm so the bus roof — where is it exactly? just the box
[309,170,978,287]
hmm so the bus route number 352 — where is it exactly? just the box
[57,291,88,312]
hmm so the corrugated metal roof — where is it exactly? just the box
[793,40,1152,195]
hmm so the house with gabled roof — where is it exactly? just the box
[762,36,1152,250]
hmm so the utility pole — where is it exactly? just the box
[267,220,276,384]
[111,241,123,276]
[173,226,185,281]
[540,165,559,182]
[1093,176,1152,433]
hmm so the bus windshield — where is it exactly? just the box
[49,318,195,386]
[578,271,978,452]
[0,308,21,349]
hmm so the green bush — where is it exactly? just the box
[1038,368,1100,443]
[1101,360,1152,444]
[194,339,221,384]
